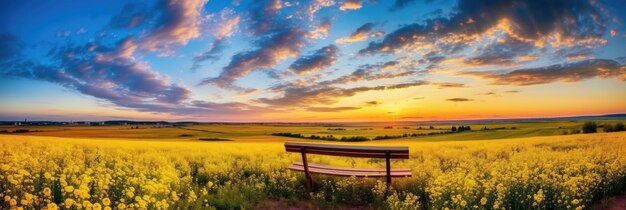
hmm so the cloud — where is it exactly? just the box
[190,40,225,70]
[212,8,241,39]
[109,3,150,29]
[336,22,384,44]
[446,98,473,102]
[479,90,521,96]
[339,0,365,11]
[380,60,399,70]
[303,0,336,20]
[463,35,536,66]
[306,18,332,39]
[434,82,465,88]
[565,53,588,61]
[359,0,609,57]
[3,36,193,109]
[319,64,417,86]
[305,106,361,112]
[76,28,88,35]
[464,59,626,86]
[365,101,380,106]
[248,0,284,35]
[139,0,208,54]
[190,9,241,71]
[258,81,427,107]
[288,44,339,75]
[200,27,307,88]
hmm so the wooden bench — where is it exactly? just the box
[285,142,411,191]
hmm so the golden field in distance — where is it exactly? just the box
[0,120,625,209]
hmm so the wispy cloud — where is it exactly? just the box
[446,98,473,102]
[305,106,361,112]
[288,44,339,75]
[463,59,626,86]
[200,27,306,89]
[336,22,384,44]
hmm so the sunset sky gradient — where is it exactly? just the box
[1,0,625,122]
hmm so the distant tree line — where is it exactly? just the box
[604,122,626,132]
[416,126,437,130]
[481,126,517,130]
[0,129,41,133]
[581,122,625,134]
[451,126,471,132]
[272,133,341,141]
[272,131,455,142]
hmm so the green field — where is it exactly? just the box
[1,119,623,142]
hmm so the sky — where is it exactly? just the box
[0,0,625,122]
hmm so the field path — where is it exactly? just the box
[594,196,626,210]
[607,196,626,210]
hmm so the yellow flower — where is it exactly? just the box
[64,198,75,207]
[47,203,59,210]
[64,185,74,193]
[480,197,487,205]
[572,199,580,205]
[102,198,111,206]
[3,196,10,201]
[43,187,52,196]
[117,203,126,210]
[9,199,17,206]
[93,203,102,210]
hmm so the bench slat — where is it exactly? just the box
[285,142,409,159]
[293,162,411,172]
[286,148,408,159]
[289,163,412,177]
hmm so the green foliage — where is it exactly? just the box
[604,122,625,133]
[582,122,598,133]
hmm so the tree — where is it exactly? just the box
[451,126,457,132]
[466,126,471,131]
[604,124,615,132]
[582,122,597,133]
[615,122,626,132]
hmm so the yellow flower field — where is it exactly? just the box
[1,133,625,209]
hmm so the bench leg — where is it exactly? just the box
[301,148,313,192]
[386,152,391,187]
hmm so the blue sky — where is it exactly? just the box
[1,0,625,122]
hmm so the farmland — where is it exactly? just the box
[0,120,625,209]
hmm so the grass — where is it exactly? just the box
[1,119,623,142]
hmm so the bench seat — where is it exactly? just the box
[288,162,412,177]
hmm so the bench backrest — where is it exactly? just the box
[285,142,409,159]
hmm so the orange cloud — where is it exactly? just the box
[339,0,363,11]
